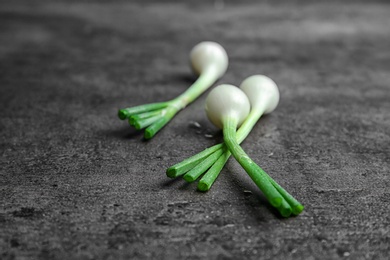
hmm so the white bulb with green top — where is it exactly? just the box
[167,75,303,217]
[118,41,228,139]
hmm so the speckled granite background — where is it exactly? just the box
[0,0,389,259]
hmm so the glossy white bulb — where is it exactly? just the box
[205,84,250,129]
[190,41,229,79]
[239,75,280,114]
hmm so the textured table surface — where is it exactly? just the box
[1,1,389,259]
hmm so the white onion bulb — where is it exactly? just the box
[190,41,229,79]
[239,75,280,114]
[205,84,250,129]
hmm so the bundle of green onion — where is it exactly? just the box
[118,42,228,139]
[167,75,304,217]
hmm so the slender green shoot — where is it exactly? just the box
[129,109,164,124]
[118,102,168,120]
[144,106,179,139]
[198,150,230,191]
[130,115,161,130]
[166,144,223,178]
[268,178,304,215]
[223,116,284,208]
[183,148,225,182]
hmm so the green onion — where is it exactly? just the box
[166,143,224,178]
[118,42,229,139]
[168,75,280,189]
[199,75,282,191]
[167,76,304,217]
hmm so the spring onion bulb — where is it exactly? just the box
[167,75,304,217]
[167,76,278,181]
[199,75,281,189]
[118,41,228,139]
[205,84,250,129]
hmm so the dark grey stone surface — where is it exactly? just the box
[1,1,389,259]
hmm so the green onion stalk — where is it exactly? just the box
[118,42,228,139]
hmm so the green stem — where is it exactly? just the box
[121,68,219,138]
[222,116,283,208]
[166,144,224,178]
[198,150,230,191]
[144,106,178,139]
[268,179,304,215]
[118,102,168,120]
[130,114,162,130]
[168,109,263,184]
[129,109,164,125]
[195,109,263,190]
[277,197,292,218]
[183,148,225,182]
[172,67,218,109]
[236,109,264,143]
